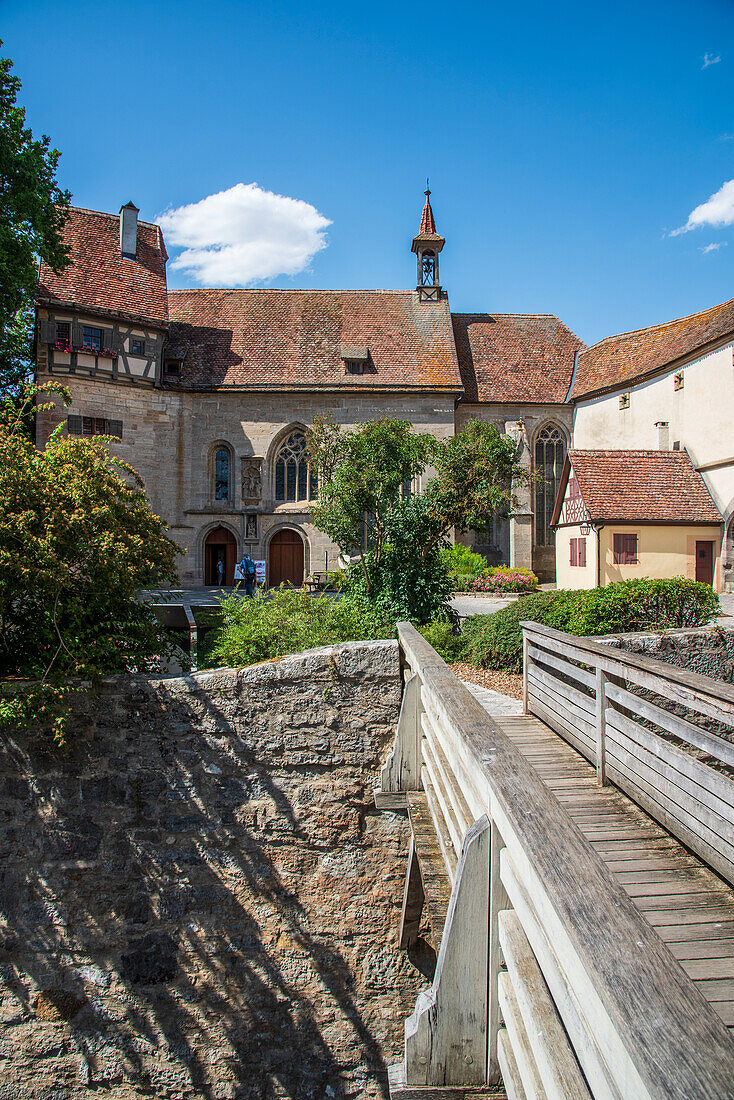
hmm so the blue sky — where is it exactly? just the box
[4,0,734,345]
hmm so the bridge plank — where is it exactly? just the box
[489,712,734,1032]
[406,792,453,948]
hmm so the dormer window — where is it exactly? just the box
[164,360,181,378]
[340,344,370,375]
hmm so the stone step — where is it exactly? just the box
[388,1063,506,1099]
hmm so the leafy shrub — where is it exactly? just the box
[202,588,396,669]
[461,578,720,672]
[324,568,345,590]
[418,618,463,663]
[440,543,488,578]
[344,540,453,624]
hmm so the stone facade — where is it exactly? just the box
[35,199,588,588]
[0,641,424,1098]
[35,367,456,587]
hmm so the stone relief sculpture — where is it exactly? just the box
[241,458,262,501]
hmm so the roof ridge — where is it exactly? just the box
[63,204,161,231]
[167,287,420,295]
[581,296,734,354]
[452,311,561,319]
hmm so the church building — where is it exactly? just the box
[33,191,585,588]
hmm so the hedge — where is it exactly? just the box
[460,578,720,672]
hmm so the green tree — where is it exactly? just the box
[309,416,525,621]
[0,385,179,736]
[0,45,71,393]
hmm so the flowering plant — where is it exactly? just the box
[454,565,539,594]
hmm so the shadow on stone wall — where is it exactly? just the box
[0,641,421,1099]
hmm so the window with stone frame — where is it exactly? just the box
[214,448,230,502]
[274,430,318,503]
[534,425,566,546]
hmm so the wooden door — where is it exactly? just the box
[205,526,236,585]
[269,529,304,587]
[696,540,714,587]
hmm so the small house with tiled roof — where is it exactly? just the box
[35,191,587,587]
[569,296,734,589]
[552,450,722,590]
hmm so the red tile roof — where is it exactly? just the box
[167,289,463,391]
[552,450,722,526]
[37,206,169,327]
[452,313,584,403]
[419,193,437,235]
[571,296,734,400]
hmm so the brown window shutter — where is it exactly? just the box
[67,415,82,435]
[624,534,638,564]
[39,319,57,343]
[71,320,84,347]
[570,538,578,566]
[579,538,586,568]
[613,533,623,564]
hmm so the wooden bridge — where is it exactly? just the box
[376,621,734,1099]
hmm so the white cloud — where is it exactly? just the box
[157,183,331,286]
[700,241,727,253]
[702,52,721,68]
[670,178,734,235]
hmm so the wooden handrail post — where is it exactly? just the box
[595,665,608,786]
[522,629,529,715]
[487,816,508,1086]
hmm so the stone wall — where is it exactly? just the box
[599,626,734,682]
[35,368,456,587]
[0,641,422,1099]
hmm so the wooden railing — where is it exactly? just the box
[523,621,734,888]
[379,622,734,1098]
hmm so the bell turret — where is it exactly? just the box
[411,184,444,302]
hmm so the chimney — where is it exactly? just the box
[655,421,670,450]
[120,201,139,260]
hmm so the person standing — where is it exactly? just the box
[216,556,225,587]
[238,553,257,597]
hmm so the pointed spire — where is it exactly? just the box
[419,181,436,235]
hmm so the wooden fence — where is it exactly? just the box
[523,621,734,888]
[379,622,734,1098]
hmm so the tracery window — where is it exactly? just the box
[534,425,566,546]
[215,448,230,502]
[274,430,317,503]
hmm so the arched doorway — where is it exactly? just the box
[269,529,305,587]
[204,526,236,586]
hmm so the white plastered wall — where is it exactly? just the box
[572,341,734,585]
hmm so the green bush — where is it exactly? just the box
[418,618,463,663]
[440,543,488,578]
[344,541,453,624]
[201,588,396,669]
[460,578,720,672]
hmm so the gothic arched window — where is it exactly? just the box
[215,448,230,502]
[274,430,317,503]
[534,425,566,546]
[421,250,436,286]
